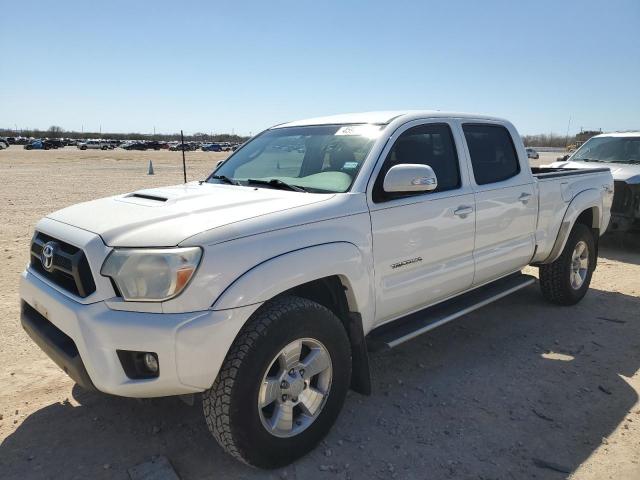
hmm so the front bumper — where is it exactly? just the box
[607,214,639,232]
[20,269,259,397]
[21,300,96,391]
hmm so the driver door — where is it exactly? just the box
[368,120,476,325]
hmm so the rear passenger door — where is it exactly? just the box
[461,123,536,286]
[368,120,476,325]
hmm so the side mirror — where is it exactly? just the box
[383,164,438,193]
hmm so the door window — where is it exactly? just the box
[373,123,461,202]
[462,124,520,185]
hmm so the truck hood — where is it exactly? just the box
[47,182,333,247]
[547,160,640,184]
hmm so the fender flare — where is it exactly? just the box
[541,188,602,264]
[212,242,374,321]
[211,242,375,395]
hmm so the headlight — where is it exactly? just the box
[101,247,202,301]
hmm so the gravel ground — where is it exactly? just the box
[0,148,638,479]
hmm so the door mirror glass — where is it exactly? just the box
[383,164,438,193]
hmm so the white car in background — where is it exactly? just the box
[77,140,108,150]
[546,132,640,232]
[525,147,539,159]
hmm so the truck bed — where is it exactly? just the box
[530,166,613,264]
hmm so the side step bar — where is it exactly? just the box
[367,273,536,350]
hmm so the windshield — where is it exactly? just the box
[572,136,640,164]
[207,124,383,193]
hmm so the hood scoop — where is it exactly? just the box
[115,191,171,206]
[129,193,168,202]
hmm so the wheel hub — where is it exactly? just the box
[282,371,305,398]
[570,240,589,290]
[258,338,332,438]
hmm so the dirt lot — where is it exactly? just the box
[0,148,639,479]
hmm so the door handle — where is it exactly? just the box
[518,192,532,204]
[453,206,473,217]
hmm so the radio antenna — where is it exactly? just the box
[180,130,187,183]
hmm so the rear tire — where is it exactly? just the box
[202,295,351,468]
[539,223,596,305]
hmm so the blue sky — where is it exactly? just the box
[1,0,638,136]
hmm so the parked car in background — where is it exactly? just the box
[202,143,222,152]
[20,111,613,468]
[122,141,148,151]
[24,140,48,150]
[45,139,66,149]
[0,138,9,149]
[170,142,197,151]
[78,140,109,150]
[545,131,640,232]
[146,141,169,150]
[526,147,539,159]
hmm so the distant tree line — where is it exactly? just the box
[0,125,250,143]
[522,133,575,148]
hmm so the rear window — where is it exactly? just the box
[463,124,520,185]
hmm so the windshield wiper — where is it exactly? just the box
[246,178,308,192]
[210,174,240,185]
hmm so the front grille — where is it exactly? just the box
[30,232,96,297]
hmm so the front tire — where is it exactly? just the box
[203,295,351,468]
[539,223,596,305]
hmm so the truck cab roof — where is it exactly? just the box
[273,110,509,128]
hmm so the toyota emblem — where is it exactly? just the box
[41,242,57,271]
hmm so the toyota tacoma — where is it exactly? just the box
[20,111,613,467]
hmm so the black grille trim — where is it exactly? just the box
[30,232,97,298]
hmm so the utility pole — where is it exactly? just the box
[180,130,187,183]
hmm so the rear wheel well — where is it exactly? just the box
[575,208,594,229]
[574,207,599,260]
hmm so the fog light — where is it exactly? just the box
[116,350,160,379]
[143,353,159,373]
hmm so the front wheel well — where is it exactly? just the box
[281,276,350,322]
[278,276,371,395]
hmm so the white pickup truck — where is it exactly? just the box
[20,111,613,468]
